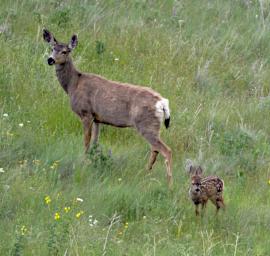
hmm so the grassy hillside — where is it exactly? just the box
[1,0,270,255]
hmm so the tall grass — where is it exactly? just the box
[1,0,270,255]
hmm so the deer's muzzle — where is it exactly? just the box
[47,57,55,65]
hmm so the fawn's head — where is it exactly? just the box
[188,166,203,193]
[43,29,78,65]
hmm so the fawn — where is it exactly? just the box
[187,164,225,216]
[42,29,172,186]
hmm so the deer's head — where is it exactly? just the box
[188,166,203,194]
[43,29,78,65]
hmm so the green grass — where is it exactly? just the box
[1,0,270,255]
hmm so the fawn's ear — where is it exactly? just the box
[43,29,57,46]
[68,34,78,50]
[196,166,203,176]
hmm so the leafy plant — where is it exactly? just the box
[95,40,106,55]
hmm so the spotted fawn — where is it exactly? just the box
[187,164,225,216]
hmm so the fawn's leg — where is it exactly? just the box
[215,197,225,215]
[201,201,207,217]
[195,204,200,216]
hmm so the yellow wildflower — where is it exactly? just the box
[50,164,57,169]
[21,225,27,236]
[64,206,71,213]
[124,222,129,229]
[268,179,270,185]
[32,159,41,165]
[54,212,60,220]
[50,160,60,170]
[45,195,51,205]
[6,131,14,137]
[76,210,84,219]
[19,160,27,168]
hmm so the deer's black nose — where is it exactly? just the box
[195,188,200,192]
[47,57,55,65]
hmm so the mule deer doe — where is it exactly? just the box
[43,29,172,186]
[186,162,225,216]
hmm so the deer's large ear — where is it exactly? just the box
[68,34,78,50]
[187,165,195,176]
[43,29,57,46]
[185,159,194,175]
[196,166,203,176]
[188,165,194,175]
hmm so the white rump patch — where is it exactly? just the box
[155,98,170,122]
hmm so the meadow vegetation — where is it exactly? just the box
[1,0,270,255]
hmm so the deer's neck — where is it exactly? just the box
[55,57,80,95]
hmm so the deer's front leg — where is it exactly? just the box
[82,117,94,154]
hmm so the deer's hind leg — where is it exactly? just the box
[143,134,172,187]
[135,118,172,187]
[147,149,159,171]
[91,122,100,145]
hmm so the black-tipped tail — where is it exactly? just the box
[164,117,170,129]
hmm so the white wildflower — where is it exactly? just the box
[114,58,119,61]
[3,113,8,117]
[0,168,5,173]
[3,185,10,191]
[19,123,24,127]
[0,24,9,34]
[76,197,83,202]
[89,215,98,227]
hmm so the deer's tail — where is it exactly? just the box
[162,98,170,129]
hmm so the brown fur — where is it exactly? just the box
[43,29,172,186]
[188,165,225,216]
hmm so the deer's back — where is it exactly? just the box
[71,73,163,127]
